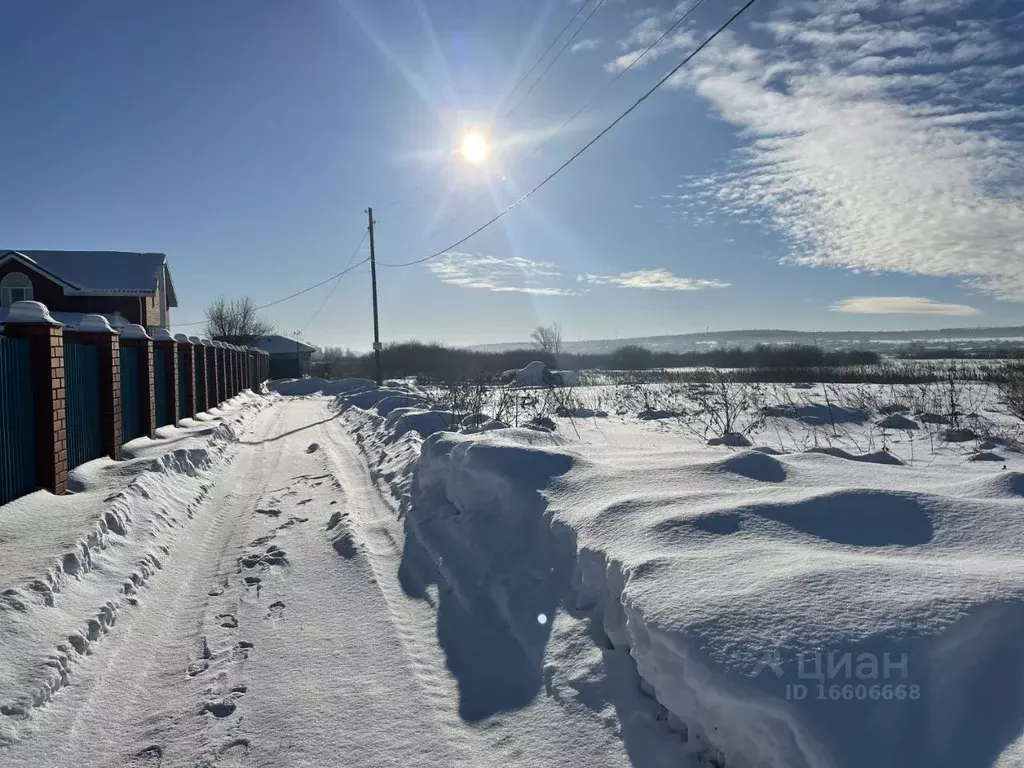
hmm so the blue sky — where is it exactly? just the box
[1,0,1021,348]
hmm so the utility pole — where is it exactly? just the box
[367,207,382,385]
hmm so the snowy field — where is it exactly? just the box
[3,375,1024,767]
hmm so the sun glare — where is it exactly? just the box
[460,131,490,164]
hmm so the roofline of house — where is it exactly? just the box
[0,251,82,291]
[0,250,177,302]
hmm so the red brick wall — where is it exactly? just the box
[0,261,148,325]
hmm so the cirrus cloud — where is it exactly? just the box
[585,268,729,291]
[427,252,727,295]
[613,0,1024,300]
[832,296,982,315]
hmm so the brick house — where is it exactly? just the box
[0,250,177,331]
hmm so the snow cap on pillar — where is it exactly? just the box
[188,335,202,345]
[174,333,192,343]
[120,324,153,340]
[200,338,213,346]
[151,327,175,341]
[4,300,61,326]
[76,314,117,334]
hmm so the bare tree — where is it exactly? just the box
[203,296,274,345]
[530,322,563,356]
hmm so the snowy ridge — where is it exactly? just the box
[0,394,270,744]
[333,380,1024,768]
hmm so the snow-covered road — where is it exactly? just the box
[3,398,665,768]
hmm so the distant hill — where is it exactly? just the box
[469,326,1024,354]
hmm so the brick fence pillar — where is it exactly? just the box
[175,334,197,419]
[152,328,179,427]
[3,301,68,494]
[67,314,122,461]
[120,324,156,438]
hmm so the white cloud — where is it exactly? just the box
[586,269,730,291]
[612,0,1024,300]
[428,253,727,295]
[427,252,578,296]
[832,296,982,315]
[570,38,602,53]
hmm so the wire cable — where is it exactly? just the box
[376,0,759,269]
[506,0,593,107]
[504,0,607,119]
[377,1,593,214]
[173,238,371,328]
[299,228,369,333]
[521,0,710,164]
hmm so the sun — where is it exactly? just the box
[459,131,490,164]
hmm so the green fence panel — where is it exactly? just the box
[120,345,143,442]
[194,352,204,412]
[177,350,189,420]
[65,343,102,470]
[153,347,169,427]
[0,337,36,505]
[206,353,217,407]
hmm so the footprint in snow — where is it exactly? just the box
[331,531,358,560]
[130,745,163,766]
[231,641,254,661]
[306,442,320,453]
[267,601,286,621]
[217,614,238,629]
[201,699,237,719]
[255,508,281,518]
[214,738,251,768]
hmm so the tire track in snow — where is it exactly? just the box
[311,407,483,767]
[2,404,292,767]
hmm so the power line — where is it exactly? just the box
[506,0,593,107]
[521,0,711,164]
[505,0,608,119]
[387,0,708,240]
[173,251,371,328]
[299,228,369,334]
[376,0,760,269]
[377,1,593,215]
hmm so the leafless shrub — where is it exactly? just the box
[997,363,1024,424]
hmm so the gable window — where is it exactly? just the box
[0,272,33,308]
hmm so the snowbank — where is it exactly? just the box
[268,377,377,397]
[338,381,1024,768]
[504,361,579,388]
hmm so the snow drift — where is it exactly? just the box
[336,382,1024,768]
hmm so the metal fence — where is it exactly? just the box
[65,343,103,470]
[0,337,36,504]
[153,346,170,427]
[178,349,189,420]
[120,345,143,441]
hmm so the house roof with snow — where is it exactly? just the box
[248,335,318,355]
[0,250,178,306]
